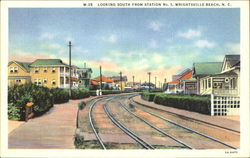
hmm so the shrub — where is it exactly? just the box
[50,88,69,104]
[78,101,86,110]
[8,83,54,120]
[153,94,211,115]
[71,88,90,99]
[141,92,160,101]
[74,134,85,148]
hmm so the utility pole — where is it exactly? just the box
[132,75,135,87]
[100,66,102,90]
[155,76,157,89]
[148,72,151,91]
[119,71,122,91]
[68,41,72,98]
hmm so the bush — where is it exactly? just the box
[153,94,211,115]
[78,101,86,110]
[71,88,90,99]
[50,88,69,104]
[8,83,54,120]
[141,92,160,101]
[74,134,85,148]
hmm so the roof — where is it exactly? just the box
[91,80,99,85]
[30,59,67,67]
[168,69,193,84]
[92,76,114,83]
[224,55,240,68]
[168,80,180,84]
[8,61,32,72]
[109,76,128,82]
[77,68,92,73]
[193,62,223,76]
[211,70,238,77]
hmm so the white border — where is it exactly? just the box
[1,1,249,158]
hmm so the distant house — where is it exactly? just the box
[77,68,92,89]
[197,55,240,96]
[109,76,127,91]
[166,68,196,94]
[92,75,115,89]
[193,62,223,95]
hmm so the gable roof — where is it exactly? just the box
[30,59,67,67]
[8,61,32,72]
[92,76,114,83]
[222,54,240,71]
[109,76,128,82]
[193,62,223,76]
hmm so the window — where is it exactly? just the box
[38,79,42,85]
[44,79,47,83]
[34,79,38,85]
[14,67,18,73]
[51,79,56,85]
[44,68,47,73]
[52,68,56,73]
[208,79,211,88]
[15,79,21,83]
[10,67,14,73]
[34,68,39,73]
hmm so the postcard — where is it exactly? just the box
[0,0,249,158]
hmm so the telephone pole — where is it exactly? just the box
[148,72,151,91]
[132,75,135,87]
[100,66,102,90]
[68,41,72,98]
[155,76,157,89]
[119,71,122,91]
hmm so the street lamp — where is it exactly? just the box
[68,41,72,98]
[155,76,157,89]
[148,72,151,91]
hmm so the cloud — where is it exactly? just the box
[39,33,54,40]
[100,34,117,43]
[177,29,201,39]
[148,39,158,48]
[194,40,215,48]
[148,21,163,31]
[9,49,54,62]
[224,43,240,53]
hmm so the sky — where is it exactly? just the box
[9,8,240,83]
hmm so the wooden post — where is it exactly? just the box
[26,102,34,122]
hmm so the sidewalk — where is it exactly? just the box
[8,96,97,149]
[132,96,240,133]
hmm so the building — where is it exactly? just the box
[8,59,91,89]
[166,68,196,94]
[198,55,240,97]
[92,75,115,89]
[109,76,127,91]
[77,68,92,89]
[193,62,223,95]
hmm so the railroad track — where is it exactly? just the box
[103,97,154,149]
[130,95,240,134]
[120,96,238,149]
[88,97,107,149]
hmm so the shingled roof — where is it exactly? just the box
[193,62,223,76]
[30,59,67,67]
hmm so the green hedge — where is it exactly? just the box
[8,83,54,120]
[71,88,90,99]
[141,92,159,101]
[153,94,211,115]
[50,88,69,104]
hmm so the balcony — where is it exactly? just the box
[213,89,239,96]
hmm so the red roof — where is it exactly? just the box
[168,80,180,84]
[92,76,114,83]
[91,80,99,85]
[180,71,192,79]
[168,70,193,84]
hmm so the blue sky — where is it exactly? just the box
[9,8,240,82]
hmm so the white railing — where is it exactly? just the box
[211,94,240,116]
[58,84,70,88]
[60,72,70,77]
[213,89,238,96]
